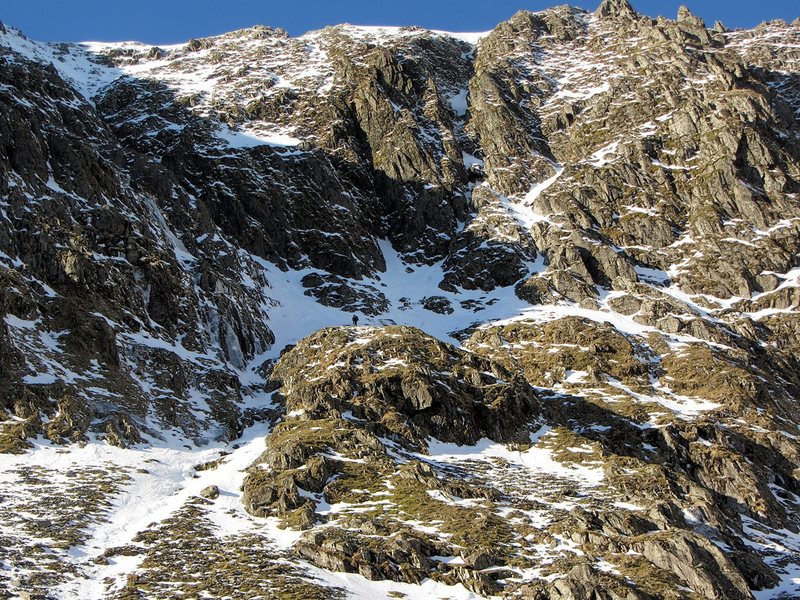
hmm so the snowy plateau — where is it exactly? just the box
[1,0,800,598]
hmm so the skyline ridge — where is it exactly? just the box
[1,0,797,45]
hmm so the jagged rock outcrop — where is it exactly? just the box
[0,2,799,598]
[240,326,538,593]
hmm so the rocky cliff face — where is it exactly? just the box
[1,2,799,599]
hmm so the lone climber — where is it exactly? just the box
[352,314,359,326]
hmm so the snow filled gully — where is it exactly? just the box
[0,424,274,598]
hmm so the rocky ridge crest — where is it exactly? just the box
[0,2,799,598]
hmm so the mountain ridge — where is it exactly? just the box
[0,2,799,598]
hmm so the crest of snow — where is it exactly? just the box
[305,565,485,600]
[563,370,589,384]
[651,159,691,171]
[375,357,409,370]
[430,30,491,45]
[639,121,658,137]
[119,331,213,363]
[586,140,620,167]
[427,489,486,507]
[526,166,565,203]
[501,166,565,229]
[613,501,645,511]
[4,314,38,329]
[634,265,670,285]
[333,25,488,46]
[753,267,800,298]
[423,430,605,488]
[485,301,734,354]
[335,25,419,41]
[551,81,610,102]
[594,558,622,575]
[0,27,124,99]
[606,375,722,420]
[215,124,303,149]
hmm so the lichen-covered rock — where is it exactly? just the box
[239,325,541,591]
[268,326,538,447]
[199,485,220,500]
[1,3,800,598]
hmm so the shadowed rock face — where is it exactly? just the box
[1,2,800,598]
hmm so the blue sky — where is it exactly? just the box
[2,1,797,44]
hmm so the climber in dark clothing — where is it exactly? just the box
[352,314,359,326]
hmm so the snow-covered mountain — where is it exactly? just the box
[1,1,799,598]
